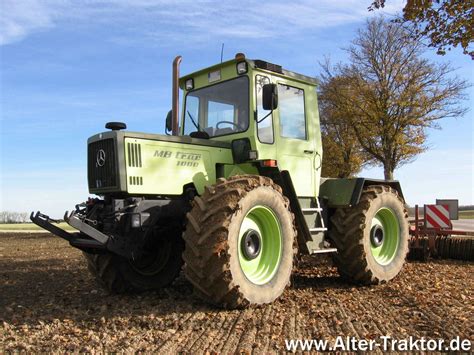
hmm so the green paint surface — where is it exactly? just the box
[370,207,400,265]
[238,205,282,285]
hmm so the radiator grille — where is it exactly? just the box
[129,176,143,185]
[88,139,117,189]
[127,143,142,167]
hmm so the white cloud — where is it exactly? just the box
[0,0,405,46]
[0,0,57,45]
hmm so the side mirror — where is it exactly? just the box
[262,83,278,110]
[165,110,172,133]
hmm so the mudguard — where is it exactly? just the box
[319,178,404,208]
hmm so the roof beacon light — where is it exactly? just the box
[235,52,246,61]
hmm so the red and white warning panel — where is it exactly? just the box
[424,204,452,229]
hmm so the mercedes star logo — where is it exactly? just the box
[96,149,106,167]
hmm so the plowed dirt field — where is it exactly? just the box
[1,233,473,352]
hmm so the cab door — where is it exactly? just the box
[274,82,316,197]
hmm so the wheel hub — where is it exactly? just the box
[238,205,282,285]
[241,229,261,260]
[370,224,384,247]
[129,229,172,276]
[370,207,400,266]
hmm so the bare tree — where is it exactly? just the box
[0,211,31,223]
[20,212,29,223]
[320,17,469,180]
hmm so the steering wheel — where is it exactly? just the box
[216,121,239,129]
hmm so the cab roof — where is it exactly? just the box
[179,56,318,88]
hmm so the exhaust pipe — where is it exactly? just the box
[172,56,182,136]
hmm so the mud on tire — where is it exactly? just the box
[329,185,409,284]
[183,175,297,309]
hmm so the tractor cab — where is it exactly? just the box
[176,53,323,198]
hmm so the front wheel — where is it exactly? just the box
[183,175,296,308]
[83,224,184,293]
[329,185,409,284]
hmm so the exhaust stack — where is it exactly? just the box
[172,56,182,136]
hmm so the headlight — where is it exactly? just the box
[185,78,194,90]
[130,213,141,228]
[236,61,247,74]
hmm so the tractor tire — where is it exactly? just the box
[83,224,184,293]
[329,185,409,284]
[183,175,296,309]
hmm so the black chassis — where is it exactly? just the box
[31,196,189,259]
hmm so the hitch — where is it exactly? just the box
[30,211,108,252]
[64,211,109,244]
[30,212,76,242]
[30,210,136,258]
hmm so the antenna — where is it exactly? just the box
[220,43,224,63]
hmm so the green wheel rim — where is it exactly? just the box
[370,207,400,265]
[238,205,282,285]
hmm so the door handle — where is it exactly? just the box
[304,150,314,154]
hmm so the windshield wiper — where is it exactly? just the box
[187,110,200,131]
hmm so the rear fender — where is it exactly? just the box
[319,178,404,208]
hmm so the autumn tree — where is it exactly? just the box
[320,129,363,178]
[370,0,474,59]
[319,75,371,178]
[320,17,468,180]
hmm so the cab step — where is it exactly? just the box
[309,227,327,232]
[310,247,337,254]
[302,207,323,212]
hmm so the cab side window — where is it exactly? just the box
[278,84,306,140]
[256,75,274,144]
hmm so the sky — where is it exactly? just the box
[0,0,473,217]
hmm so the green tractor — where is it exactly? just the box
[32,53,409,308]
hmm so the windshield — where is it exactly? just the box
[183,76,249,137]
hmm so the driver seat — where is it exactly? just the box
[214,127,234,136]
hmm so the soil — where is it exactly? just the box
[1,233,473,352]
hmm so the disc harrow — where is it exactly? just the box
[408,204,474,261]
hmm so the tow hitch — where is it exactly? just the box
[31,210,140,259]
[30,211,108,253]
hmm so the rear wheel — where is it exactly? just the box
[83,224,184,293]
[183,175,296,308]
[330,185,409,284]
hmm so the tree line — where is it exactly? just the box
[0,211,31,224]
[319,15,469,180]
